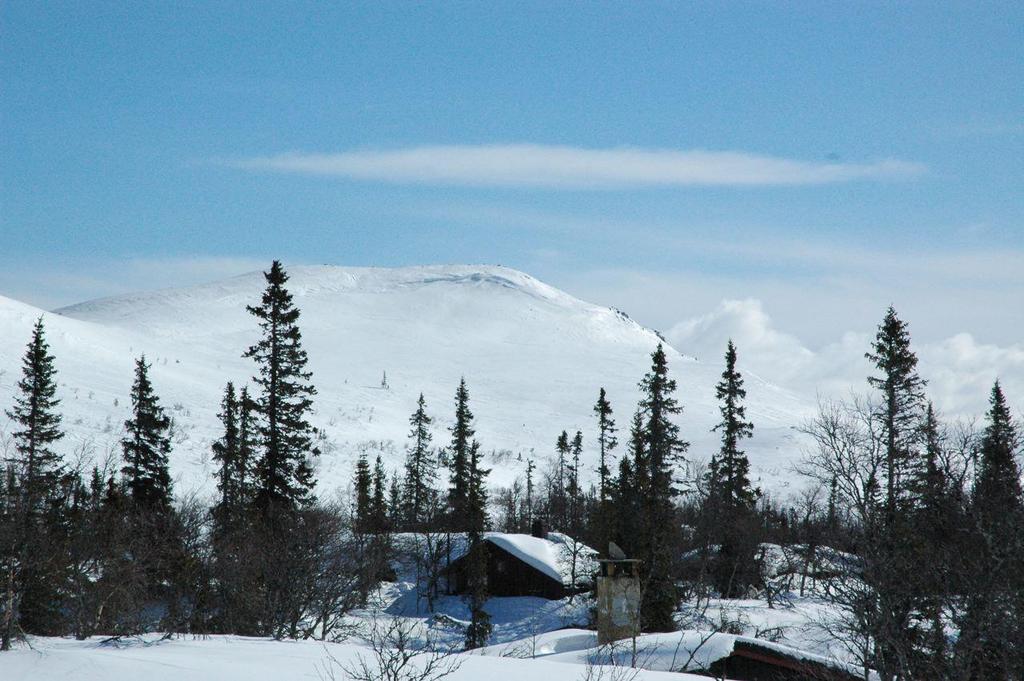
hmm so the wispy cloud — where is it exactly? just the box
[228,144,925,188]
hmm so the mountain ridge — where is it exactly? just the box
[1,264,811,498]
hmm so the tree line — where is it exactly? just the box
[1,262,1021,680]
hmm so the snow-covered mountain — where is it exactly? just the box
[0,264,812,499]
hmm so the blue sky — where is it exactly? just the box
[2,2,1022,349]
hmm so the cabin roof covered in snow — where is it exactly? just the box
[505,628,874,680]
[445,532,598,586]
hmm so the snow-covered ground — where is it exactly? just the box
[0,264,813,499]
[2,634,712,681]
[4,599,863,681]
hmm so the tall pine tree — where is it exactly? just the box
[446,379,475,531]
[236,387,257,504]
[2,318,65,649]
[593,388,618,507]
[707,341,757,510]
[244,260,319,514]
[957,382,1024,680]
[906,403,955,677]
[353,452,372,533]
[370,454,388,533]
[594,390,618,555]
[972,382,1023,534]
[464,439,492,649]
[612,410,645,556]
[705,340,760,597]
[566,431,584,536]
[121,356,173,512]
[862,308,927,681]
[402,393,436,528]
[212,382,249,526]
[637,344,688,631]
[865,306,927,516]
[552,430,570,529]
[5,318,65,518]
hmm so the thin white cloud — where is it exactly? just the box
[229,144,925,188]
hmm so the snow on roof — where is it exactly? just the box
[485,533,569,584]
[438,532,598,586]
[531,628,874,679]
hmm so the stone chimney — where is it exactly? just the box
[531,518,547,539]
[596,551,642,645]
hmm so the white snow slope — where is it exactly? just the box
[0,264,812,498]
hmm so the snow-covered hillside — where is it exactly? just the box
[0,264,812,498]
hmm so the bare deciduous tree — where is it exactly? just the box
[322,616,462,681]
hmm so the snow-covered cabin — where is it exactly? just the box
[446,531,598,600]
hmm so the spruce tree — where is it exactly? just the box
[637,344,688,631]
[958,382,1024,680]
[446,379,475,531]
[121,356,173,511]
[402,393,436,528]
[370,454,388,533]
[907,403,955,676]
[244,260,319,515]
[863,308,927,681]
[973,382,1023,530]
[236,387,257,505]
[209,383,257,635]
[566,431,584,534]
[464,440,492,649]
[2,318,65,649]
[865,306,927,516]
[552,430,570,529]
[524,458,536,527]
[708,341,758,510]
[5,318,65,518]
[212,382,244,524]
[593,388,618,506]
[353,452,372,532]
[594,388,619,556]
[706,341,760,597]
[613,410,645,555]
[388,474,402,531]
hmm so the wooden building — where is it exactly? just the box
[705,638,867,681]
[445,531,596,600]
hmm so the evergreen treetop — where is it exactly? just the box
[121,355,173,511]
[865,306,927,513]
[635,344,688,631]
[244,260,319,514]
[353,452,372,532]
[5,317,65,516]
[974,382,1023,527]
[446,378,475,528]
[370,454,388,532]
[708,340,759,511]
[211,382,242,514]
[593,388,618,503]
[639,343,688,497]
[402,393,436,527]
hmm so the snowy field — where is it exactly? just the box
[5,597,862,681]
[0,264,813,499]
[4,634,720,681]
